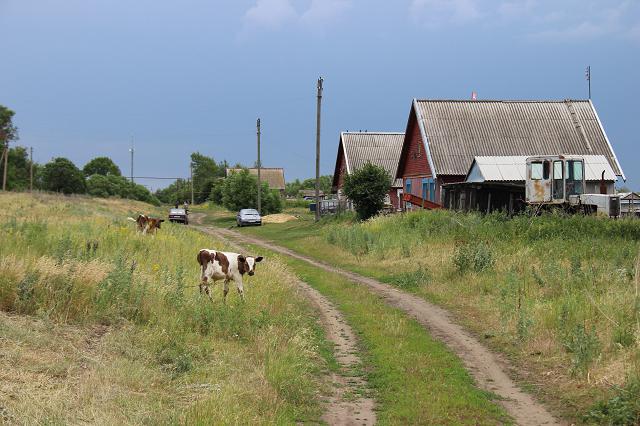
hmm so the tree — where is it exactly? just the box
[40,158,86,194]
[0,146,37,191]
[83,157,121,177]
[343,162,390,220]
[191,152,224,203]
[0,105,19,142]
[221,169,282,214]
[86,174,160,205]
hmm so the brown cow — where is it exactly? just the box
[128,214,164,235]
[197,248,263,302]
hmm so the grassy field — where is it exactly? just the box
[224,206,640,424]
[0,193,334,424]
[221,240,510,425]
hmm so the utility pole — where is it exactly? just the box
[585,66,591,99]
[30,147,33,192]
[257,118,261,214]
[1,130,7,192]
[129,137,134,183]
[315,77,324,222]
[190,161,194,205]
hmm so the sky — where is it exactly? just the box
[1,0,639,191]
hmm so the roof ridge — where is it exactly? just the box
[414,99,590,103]
[342,131,404,135]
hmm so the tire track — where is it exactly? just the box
[194,222,376,425]
[208,225,560,426]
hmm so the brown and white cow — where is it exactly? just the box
[197,249,263,302]
[128,214,164,235]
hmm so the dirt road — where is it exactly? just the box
[195,222,376,425]
[207,225,560,426]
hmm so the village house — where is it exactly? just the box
[332,132,404,210]
[225,167,286,196]
[396,99,625,209]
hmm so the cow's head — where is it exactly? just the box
[197,249,214,266]
[238,255,263,276]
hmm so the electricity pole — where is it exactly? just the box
[585,66,591,99]
[1,130,7,192]
[315,77,323,222]
[30,147,33,192]
[190,161,194,205]
[257,118,261,214]
[129,137,134,183]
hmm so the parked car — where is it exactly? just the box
[168,208,189,225]
[237,209,262,227]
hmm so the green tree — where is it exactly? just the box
[40,158,86,194]
[343,162,390,220]
[0,105,19,142]
[285,179,302,197]
[83,157,121,177]
[301,176,332,194]
[86,174,160,205]
[221,169,282,214]
[191,152,228,203]
[0,146,37,191]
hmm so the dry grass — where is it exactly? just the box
[0,192,330,424]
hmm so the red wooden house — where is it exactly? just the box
[396,99,625,209]
[332,132,405,210]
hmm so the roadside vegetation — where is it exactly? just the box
[226,241,510,425]
[0,192,331,424]
[234,207,640,424]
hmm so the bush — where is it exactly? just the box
[453,241,494,273]
[343,162,391,220]
[585,376,640,425]
[40,157,86,194]
[86,174,160,205]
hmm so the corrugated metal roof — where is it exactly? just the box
[340,132,404,187]
[414,100,624,178]
[226,168,286,190]
[466,155,617,182]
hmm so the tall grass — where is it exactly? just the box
[0,192,329,424]
[320,209,640,422]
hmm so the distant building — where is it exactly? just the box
[226,168,286,196]
[618,192,640,217]
[299,189,326,200]
[396,99,625,209]
[332,132,404,210]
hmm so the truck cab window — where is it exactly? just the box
[531,162,543,180]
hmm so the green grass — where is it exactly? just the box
[231,208,640,424]
[231,240,510,425]
[0,193,332,424]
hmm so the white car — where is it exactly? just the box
[236,209,262,227]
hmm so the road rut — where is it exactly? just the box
[196,223,376,425]
[209,226,560,426]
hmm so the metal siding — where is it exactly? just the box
[415,100,623,177]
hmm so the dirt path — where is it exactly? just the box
[204,224,560,426]
[194,220,376,426]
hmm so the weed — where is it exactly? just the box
[585,376,640,425]
[386,268,431,290]
[453,241,494,273]
[563,323,601,376]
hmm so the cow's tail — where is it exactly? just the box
[127,217,137,222]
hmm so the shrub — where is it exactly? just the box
[343,162,390,220]
[585,376,640,425]
[40,157,86,194]
[563,323,601,376]
[453,241,494,273]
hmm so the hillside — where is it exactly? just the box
[0,193,330,424]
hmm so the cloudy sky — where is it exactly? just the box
[1,0,638,189]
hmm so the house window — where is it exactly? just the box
[531,162,543,180]
[421,178,436,202]
[406,179,412,194]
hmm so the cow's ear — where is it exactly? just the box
[255,256,263,262]
[238,255,246,263]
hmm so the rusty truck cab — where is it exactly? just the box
[526,156,585,205]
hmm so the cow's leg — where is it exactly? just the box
[223,279,230,304]
[203,284,213,301]
[235,279,245,302]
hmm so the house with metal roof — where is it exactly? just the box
[396,99,625,208]
[332,131,405,209]
[226,167,286,195]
